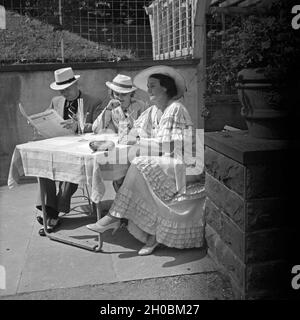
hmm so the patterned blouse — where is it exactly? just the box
[131,99,203,175]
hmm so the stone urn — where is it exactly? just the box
[236,68,289,140]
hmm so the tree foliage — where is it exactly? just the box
[206,0,300,95]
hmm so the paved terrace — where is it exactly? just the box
[0,181,233,300]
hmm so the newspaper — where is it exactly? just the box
[19,103,73,138]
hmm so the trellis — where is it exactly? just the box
[146,0,196,60]
[0,0,153,64]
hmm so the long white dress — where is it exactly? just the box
[109,99,205,249]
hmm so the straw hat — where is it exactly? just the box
[50,67,80,90]
[106,74,137,94]
[133,65,187,98]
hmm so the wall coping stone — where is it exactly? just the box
[205,131,293,165]
[0,59,200,73]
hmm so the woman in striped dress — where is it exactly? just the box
[87,66,205,255]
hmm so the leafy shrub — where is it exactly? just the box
[206,0,300,95]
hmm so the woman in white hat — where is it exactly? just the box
[92,74,146,135]
[87,65,205,256]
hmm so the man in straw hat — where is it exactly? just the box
[36,67,103,236]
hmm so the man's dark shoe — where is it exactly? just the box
[38,218,60,237]
[38,228,47,236]
[36,215,44,225]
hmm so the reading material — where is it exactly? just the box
[19,103,73,138]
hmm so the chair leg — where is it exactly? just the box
[84,185,94,215]
[69,185,94,215]
[94,234,103,252]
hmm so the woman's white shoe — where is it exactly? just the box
[86,220,120,234]
[138,241,159,256]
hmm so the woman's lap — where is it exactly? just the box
[108,156,205,248]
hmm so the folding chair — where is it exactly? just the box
[67,184,94,216]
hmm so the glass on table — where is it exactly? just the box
[77,99,89,140]
[77,117,85,135]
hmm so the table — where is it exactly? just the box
[8,133,131,251]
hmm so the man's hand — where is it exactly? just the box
[103,109,112,128]
[106,99,121,110]
[61,118,78,132]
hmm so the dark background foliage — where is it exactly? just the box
[206,0,300,95]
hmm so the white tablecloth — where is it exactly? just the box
[7,133,130,203]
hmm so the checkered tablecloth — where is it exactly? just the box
[7,133,130,203]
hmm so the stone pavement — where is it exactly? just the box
[0,181,233,300]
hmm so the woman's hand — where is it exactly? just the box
[61,118,78,132]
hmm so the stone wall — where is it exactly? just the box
[204,131,292,299]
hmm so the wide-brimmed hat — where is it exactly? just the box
[50,67,80,90]
[106,74,137,94]
[133,65,187,99]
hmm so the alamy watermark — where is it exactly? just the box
[292,5,300,29]
[94,128,204,175]
[291,265,300,290]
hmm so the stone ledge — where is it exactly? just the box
[0,59,200,73]
[246,164,287,199]
[205,197,286,264]
[205,147,245,197]
[205,131,291,165]
[205,198,245,260]
[246,260,288,293]
[246,198,289,231]
[205,173,245,229]
[205,224,288,295]
[206,224,245,289]
[245,229,286,264]
[228,276,286,300]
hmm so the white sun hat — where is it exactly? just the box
[50,67,80,90]
[133,65,187,99]
[106,74,137,94]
